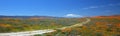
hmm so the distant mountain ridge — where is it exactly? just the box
[0,15,119,19]
[92,15,120,18]
[0,15,83,19]
[0,15,63,19]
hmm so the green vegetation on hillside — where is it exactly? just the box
[0,18,86,33]
[36,17,120,36]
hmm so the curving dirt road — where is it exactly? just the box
[58,18,90,29]
[0,29,55,36]
[0,18,90,36]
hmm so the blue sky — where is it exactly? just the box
[0,0,120,17]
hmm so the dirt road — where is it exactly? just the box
[0,18,90,36]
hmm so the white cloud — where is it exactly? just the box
[82,3,120,10]
[117,3,120,5]
[64,14,82,17]
[108,4,114,6]
[99,5,105,7]
[105,10,111,12]
[89,6,98,8]
[83,6,98,9]
[83,8,89,9]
